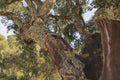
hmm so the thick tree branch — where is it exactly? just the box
[48,14,73,20]
[40,0,56,18]
[72,9,87,35]
[0,11,23,28]
[0,0,21,5]
[25,0,37,20]
[45,34,87,80]
[76,15,88,35]
[33,0,43,15]
[7,0,21,5]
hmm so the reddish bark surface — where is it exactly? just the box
[45,34,87,80]
[96,20,120,80]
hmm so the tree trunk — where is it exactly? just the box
[45,34,87,80]
[82,32,102,80]
[16,16,87,80]
[96,20,120,80]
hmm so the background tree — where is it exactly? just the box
[0,34,62,80]
[0,34,9,77]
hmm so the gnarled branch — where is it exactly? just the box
[25,0,37,20]
[33,0,43,15]
[0,11,23,28]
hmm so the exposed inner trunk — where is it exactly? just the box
[96,20,120,80]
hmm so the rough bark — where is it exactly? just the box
[45,34,87,80]
[96,20,120,80]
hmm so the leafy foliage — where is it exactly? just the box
[0,34,61,80]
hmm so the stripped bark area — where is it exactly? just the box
[96,20,120,80]
[45,34,87,80]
